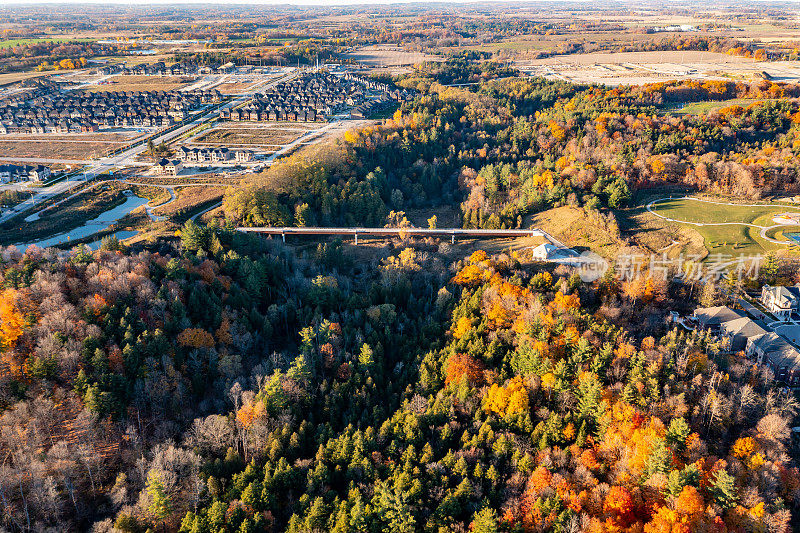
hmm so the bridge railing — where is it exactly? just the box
[236,226,546,244]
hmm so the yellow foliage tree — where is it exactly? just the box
[484,377,529,417]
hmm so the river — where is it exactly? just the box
[15,194,148,252]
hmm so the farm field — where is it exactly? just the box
[342,45,442,66]
[0,37,94,49]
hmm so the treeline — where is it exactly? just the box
[0,41,112,73]
[223,65,800,232]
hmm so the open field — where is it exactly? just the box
[83,75,195,92]
[342,45,441,66]
[0,139,122,160]
[516,51,800,86]
[193,126,304,146]
[153,186,224,220]
[0,37,94,49]
[672,98,765,115]
[650,198,800,225]
[0,70,54,87]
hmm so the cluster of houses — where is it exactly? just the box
[350,98,395,119]
[0,89,221,134]
[0,163,52,183]
[220,72,413,123]
[176,146,253,164]
[154,147,254,174]
[693,284,800,387]
[0,81,59,107]
[98,61,236,77]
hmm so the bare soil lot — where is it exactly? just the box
[517,51,800,86]
[84,75,195,93]
[194,126,304,146]
[342,45,441,66]
[0,139,121,160]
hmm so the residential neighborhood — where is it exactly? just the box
[693,284,800,387]
[0,163,53,183]
[220,71,412,123]
[0,84,221,134]
[175,146,253,165]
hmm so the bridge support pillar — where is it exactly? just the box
[451,231,455,244]
[281,232,285,243]
[354,232,358,245]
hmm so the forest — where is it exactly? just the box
[1,54,800,533]
[223,61,800,235]
[0,222,798,532]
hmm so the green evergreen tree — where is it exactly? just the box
[710,469,737,510]
[470,506,498,533]
[146,470,172,528]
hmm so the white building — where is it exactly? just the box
[761,285,800,321]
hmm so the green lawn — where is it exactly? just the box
[650,197,800,256]
[0,37,95,49]
[671,98,763,115]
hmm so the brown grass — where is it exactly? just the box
[84,75,194,93]
[618,201,708,259]
[528,205,628,258]
[194,127,301,146]
[153,186,225,218]
[0,140,118,160]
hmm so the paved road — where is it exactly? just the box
[3,71,298,225]
[0,156,92,165]
[190,200,224,222]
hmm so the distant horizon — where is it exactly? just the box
[0,0,755,5]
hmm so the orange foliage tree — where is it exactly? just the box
[0,288,31,351]
[177,328,215,349]
[445,354,485,387]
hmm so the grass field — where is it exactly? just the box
[672,99,764,115]
[0,38,94,49]
[649,197,800,256]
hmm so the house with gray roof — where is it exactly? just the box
[693,306,746,332]
[761,284,800,321]
[719,316,768,352]
[746,332,800,386]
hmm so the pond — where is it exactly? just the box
[16,194,148,252]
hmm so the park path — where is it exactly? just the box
[645,196,800,245]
